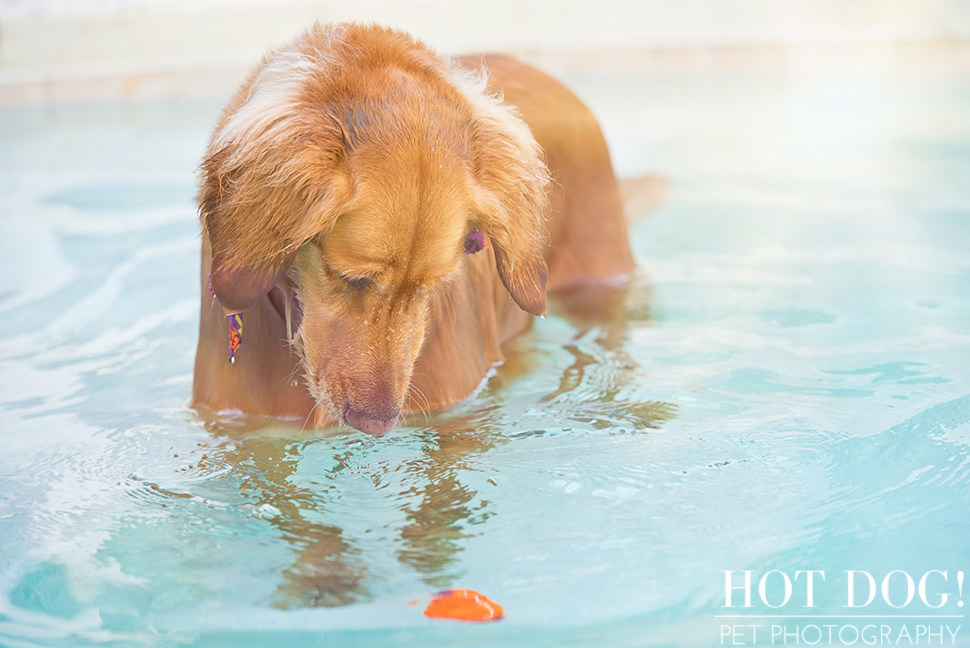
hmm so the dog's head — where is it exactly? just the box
[200,25,550,435]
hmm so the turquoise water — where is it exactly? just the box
[1,72,968,647]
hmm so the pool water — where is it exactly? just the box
[1,70,968,647]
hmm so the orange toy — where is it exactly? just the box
[423,589,504,622]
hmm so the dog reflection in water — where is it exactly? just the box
[194,392,673,608]
[193,285,675,608]
[188,413,506,608]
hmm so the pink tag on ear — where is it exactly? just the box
[464,232,488,255]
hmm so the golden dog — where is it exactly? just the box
[191,23,635,435]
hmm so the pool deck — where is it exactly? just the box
[2,0,969,106]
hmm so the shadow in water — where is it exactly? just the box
[193,416,368,608]
[187,276,675,607]
[498,279,676,431]
[392,422,503,588]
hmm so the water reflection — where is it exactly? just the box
[194,419,368,608]
[188,279,675,607]
[193,414,503,606]
[393,424,502,588]
[540,281,675,431]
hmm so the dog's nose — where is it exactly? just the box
[344,406,400,437]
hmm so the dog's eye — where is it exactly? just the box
[342,275,373,292]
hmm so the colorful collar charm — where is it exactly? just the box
[228,313,243,364]
[209,268,243,364]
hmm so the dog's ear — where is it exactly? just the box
[481,218,549,318]
[199,113,350,313]
[208,258,290,315]
[470,102,551,318]
[198,43,354,313]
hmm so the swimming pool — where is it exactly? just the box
[1,70,968,647]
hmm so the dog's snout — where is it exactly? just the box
[344,405,400,436]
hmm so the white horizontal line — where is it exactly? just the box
[714,615,965,619]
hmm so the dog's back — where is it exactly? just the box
[468,54,634,290]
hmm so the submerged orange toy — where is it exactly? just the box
[423,589,504,622]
